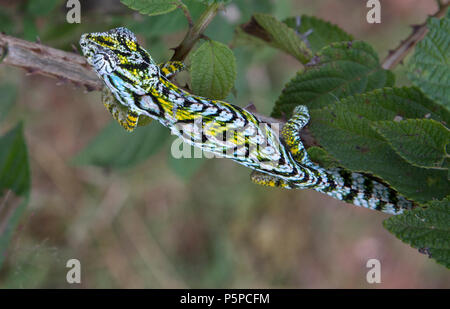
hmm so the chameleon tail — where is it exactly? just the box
[311,165,415,214]
[280,105,415,215]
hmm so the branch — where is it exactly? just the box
[170,3,222,61]
[0,34,102,91]
[381,2,448,70]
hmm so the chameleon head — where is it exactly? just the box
[80,27,159,95]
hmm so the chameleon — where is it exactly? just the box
[80,27,415,215]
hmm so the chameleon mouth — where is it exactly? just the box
[79,34,110,66]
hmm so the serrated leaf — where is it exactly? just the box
[284,15,353,53]
[0,123,31,268]
[272,41,395,118]
[0,84,17,124]
[308,87,450,203]
[239,13,312,63]
[407,12,449,109]
[122,0,207,41]
[373,119,450,170]
[307,146,340,169]
[73,120,169,169]
[190,40,236,100]
[383,197,450,268]
[120,0,178,16]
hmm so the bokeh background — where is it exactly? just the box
[0,0,449,288]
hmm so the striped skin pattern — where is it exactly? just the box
[80,27,415,215]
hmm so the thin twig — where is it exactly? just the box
[381,2,448,70]
[170,3,222,61]
[176,1,193,28]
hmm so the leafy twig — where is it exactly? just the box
[381,2,448,70]
[170,3,222,61]
[0,33,102,91]
[176,1,193,28]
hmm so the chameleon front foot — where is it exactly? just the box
[159,61,186,78]
[281,105,311,164]
[101,87,152,132]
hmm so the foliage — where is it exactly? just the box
[283,15,353,53]
[308,87,449,203]
[407,9,450,109]
[384,197,450,268]
[0,0,449,272]
[272,41,394,117]
[120,0,179,16]
[190,40,236,100]
[373,119,450,170]
[237,13,312,63]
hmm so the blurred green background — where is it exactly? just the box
[0,0,449,288]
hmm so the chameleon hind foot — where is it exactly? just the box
[281,105,311,164]
[250,171,293,189]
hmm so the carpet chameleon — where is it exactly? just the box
[80,27,415,215]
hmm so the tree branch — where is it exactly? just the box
[170,3,222,61]
[0,34,103,91]
[381,2,448,70]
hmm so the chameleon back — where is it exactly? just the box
[80,27,415,215]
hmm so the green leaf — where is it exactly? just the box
[196,0,230,4]
[190,40,236,100]
[0,123,31,268]
[283,15,353,53]
[239,13,312,63]
[120,0,178,16]
[0,84,17,124]
[308,87,450,203]
[26,0,61,16]
[372,119,450,170]
[407,11,450,109]
[307,146,340,169]
[272,41,395,118]
[73,120,169,169]
[383,197,450,268]
[123,0,207,40]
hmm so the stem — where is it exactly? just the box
[170,3,222,61]
[0,33,102,91]
[381,2,448,70]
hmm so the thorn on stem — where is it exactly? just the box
[71,44,80,54]
[244,103,257,113]
[84,84,96,92]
